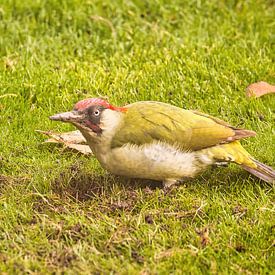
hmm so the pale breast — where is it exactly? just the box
[104,141,200,181]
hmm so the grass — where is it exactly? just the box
[0,0,274,273]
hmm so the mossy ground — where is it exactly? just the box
[0,0,274,273]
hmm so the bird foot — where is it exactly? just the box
[163,178,189,192]
[163,179,178,192]
[214,162,229,167]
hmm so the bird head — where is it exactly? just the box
[50,98,127,141]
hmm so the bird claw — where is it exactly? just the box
[162,179,179,193]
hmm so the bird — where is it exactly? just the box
[50,98,275,187]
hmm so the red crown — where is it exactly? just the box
[74,98,127,112]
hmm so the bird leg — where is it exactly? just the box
[163,179,178,190]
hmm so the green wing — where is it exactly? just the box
[111,101,255,151]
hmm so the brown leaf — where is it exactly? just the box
[36,130,92,155]
[37,130,86,143]
[246,81,275,98]
[65,143,92,155]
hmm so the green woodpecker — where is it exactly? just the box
[50,98,275,187]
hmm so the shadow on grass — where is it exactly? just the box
[50,163,270,203]
[52,167,163,202]
[29,164,272,220]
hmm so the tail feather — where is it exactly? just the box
[201,141,274,183]
[241,159,275,183]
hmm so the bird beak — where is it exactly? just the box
[49,111,84,123]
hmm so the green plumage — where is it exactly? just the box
[50,98,275,184]
[111,101,246,150]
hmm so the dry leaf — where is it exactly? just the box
[36,130,92,155]
[246,81,275,98]
[36,130,86,144]
[63,143,92,155]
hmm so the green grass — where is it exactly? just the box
[0,0,274,273]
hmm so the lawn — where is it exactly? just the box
[0,0,274,273]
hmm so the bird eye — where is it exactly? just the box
[94,110,100,116]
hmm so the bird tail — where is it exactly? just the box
[202,141,275,183]
[241,159,275,184]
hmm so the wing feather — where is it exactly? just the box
[111,102,256,150]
